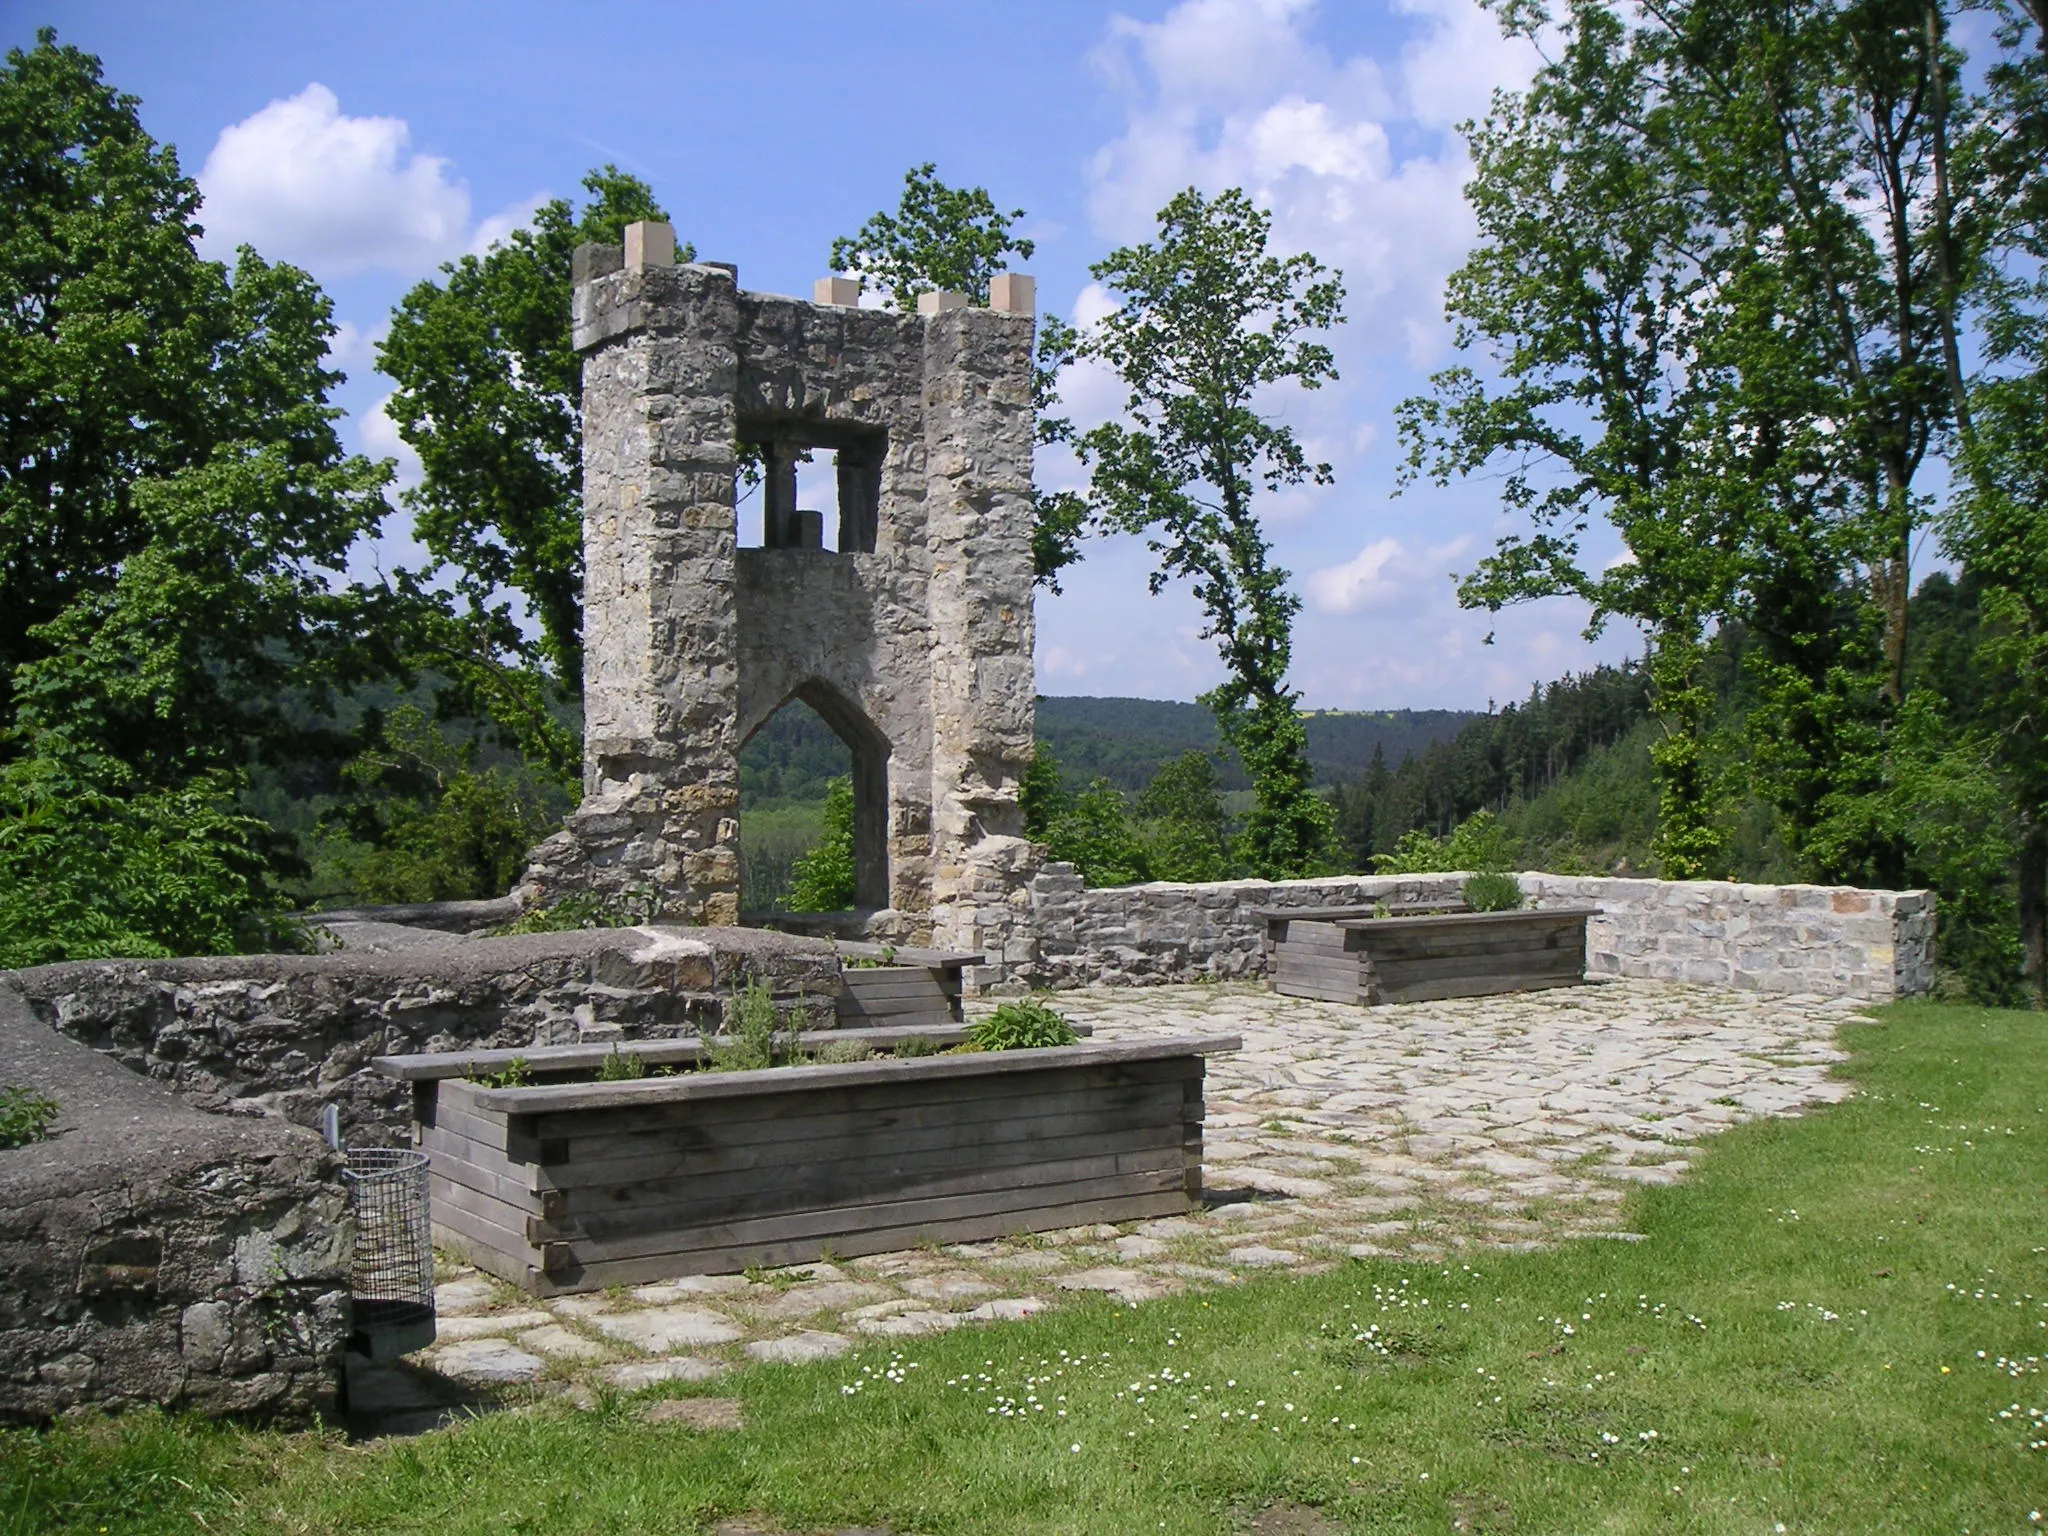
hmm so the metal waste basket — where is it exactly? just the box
[341,1145,437,1362]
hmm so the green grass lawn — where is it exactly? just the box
[7,1001,2046,1534]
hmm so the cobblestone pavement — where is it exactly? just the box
[379,980,1863,1418]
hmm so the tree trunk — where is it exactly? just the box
[2020,814,2048,1006]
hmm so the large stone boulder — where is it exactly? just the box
[0,981,350,1423]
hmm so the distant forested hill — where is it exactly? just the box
[1033,697,1478,792]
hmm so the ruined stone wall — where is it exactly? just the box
[1,985,350,1424]
[8,928,841,1148]
[1004,868,1934,1002]
[527,227,1041,944]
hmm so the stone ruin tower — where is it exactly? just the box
[522,222,1041,959]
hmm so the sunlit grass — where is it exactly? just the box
[5,1000,2043,1534]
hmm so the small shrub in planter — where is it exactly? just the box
[969,999,1080,1051]
[1462,871,1525,912]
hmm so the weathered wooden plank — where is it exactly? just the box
[832,942,983,968]
[1275,952,1366,981]
[424,1142,537,1206]
[552,1111,1188,1209]
[538,1144,1189,1244]
[1255,902,1472,922]
[431,1223,531,1281]
[373,1022,1052,1083]
[1354,924,1588,962]
[1332,906,1596,936]
[532,1081,1191,1187]
[839,972,953,996]
[525,1054,1202,1141]
[431,1168,537,1237]
[570,1105,1189,1194]
[458,1034,1237,1115]
[543,1167,1188,1266]
[433,1196,539,1265]
[1373,947,1586,986]
[836,995,955,1019]
[525,1190,1194,1295]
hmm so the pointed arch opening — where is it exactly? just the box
[738,680,891,913]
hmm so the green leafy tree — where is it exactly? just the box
[1944,0,2048,997]
[379,168,677,686]
[1019,743,1071,838]
[0,33,402,961]
[1,32,393,781]
[1135,749,1232,882]
[1043,779,1150,887]
[1070,187,1342,878]
[0,734,291,969]
[1398,2,1750,878]
[321,706,557,904]
[829,162,1034,310]
[786,776,857,911]
[830,163,1087,589]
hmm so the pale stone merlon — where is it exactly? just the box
[526,221,1041,947]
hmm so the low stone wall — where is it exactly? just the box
[0,984,349,1424]
[8,926,841,1147]
[1006,868,1933,1001]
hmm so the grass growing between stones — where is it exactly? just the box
[5,1000,2045,1534]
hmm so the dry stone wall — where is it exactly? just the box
[0,985,349,1424]
[8,927,841,1148]
[1006,868,1934,1001]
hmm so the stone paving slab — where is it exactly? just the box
[379,980,1860,1422]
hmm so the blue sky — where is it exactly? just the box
[18,0,1641,709]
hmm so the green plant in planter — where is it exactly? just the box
[0,1085,60,1149]
[473,1056,534,1088]
[893,1034,942,1059]
[596,1044,648,1081]
[969,998,1079,1051]
[1462,871,1526,912]
[811,1037,876,1065]
[705,978,783,1072]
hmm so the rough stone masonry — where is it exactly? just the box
[522,226,1042,957]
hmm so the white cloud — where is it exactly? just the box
[197,84,546,281]
[469,193,550,257]
[197,85,470,275]
[1085,0,1538,369]
[1305,534,1472,614]
[327,318,388,375]
[359,391,422,491]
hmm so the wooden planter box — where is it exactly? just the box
[372,1028,1237,1296]
[833,943,980,1028]
[1261,906,1595,1005]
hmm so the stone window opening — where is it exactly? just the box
[736,426,884,553]
[738,680,892,913]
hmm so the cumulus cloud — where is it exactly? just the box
[1084,0,1538,369]
[197,84,544,280]
[1305,534,1472,614]
[196,85,470,275]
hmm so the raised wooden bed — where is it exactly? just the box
[833,942,980,1028]
[1259,906,1595,1005]
[371,1027,1236,1296]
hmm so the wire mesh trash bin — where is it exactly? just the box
[341,1146,436,1362]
